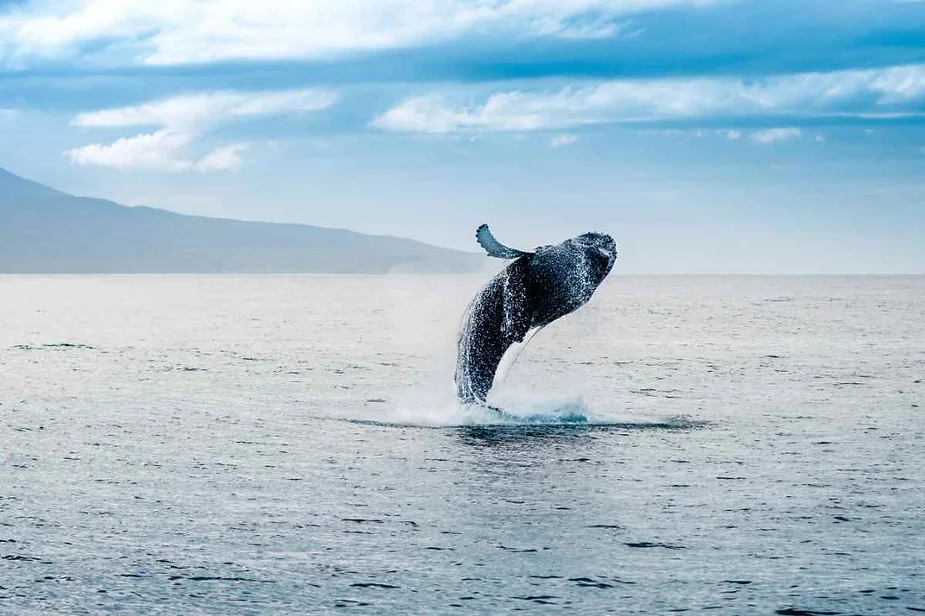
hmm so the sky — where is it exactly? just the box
[0,0,923,274]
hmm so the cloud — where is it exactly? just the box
[66,132,248,173]
[0,108,18,121]
[528,15,630,39]
[550,133,579,147]
[0,0,721,66]
[67,88,336,172]
[663,127,806,143]
[750,127,802,144]
[73,89,338,131]
[65,130,194,171]
[372,64,925,133]
[663,128,740,139]
[194,144,246,173]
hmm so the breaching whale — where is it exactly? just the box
[455,224,618,404]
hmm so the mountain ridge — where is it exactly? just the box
[0,168,483,274]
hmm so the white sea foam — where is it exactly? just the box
[343,386,675,428]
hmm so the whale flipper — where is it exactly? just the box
[476,224,531,260]
[494,325,544,386]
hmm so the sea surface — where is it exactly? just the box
[1,274,923,615]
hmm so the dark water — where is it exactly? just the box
[1,275,924,614]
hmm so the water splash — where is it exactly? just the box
[335,388,696,429]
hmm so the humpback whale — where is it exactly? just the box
[455,224,618,404]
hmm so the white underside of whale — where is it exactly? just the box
[493,325,544,387]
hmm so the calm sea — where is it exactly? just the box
[2,275,923,614]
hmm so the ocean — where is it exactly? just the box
[1,274,923,614]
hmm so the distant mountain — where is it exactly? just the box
[0,167,483,274]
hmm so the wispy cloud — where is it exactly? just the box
[550,133,579,147]
[193,144,247,173]
[0,108,18,121]
[716,129,741,140]
[73,89,338,131]
[750,127,802,144]
[664,127,806,143]
[67,88,337,172]
[0,0,721,66]
[372,64,925,133]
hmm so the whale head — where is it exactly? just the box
[526,231,618,328]
[573,231,618,284]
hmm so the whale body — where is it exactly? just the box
[455,225,617,403]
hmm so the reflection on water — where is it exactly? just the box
[458,419,710,446]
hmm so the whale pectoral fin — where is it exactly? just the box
[501,256,534,344]
[476,224,531,260]
[494,325,544,385]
